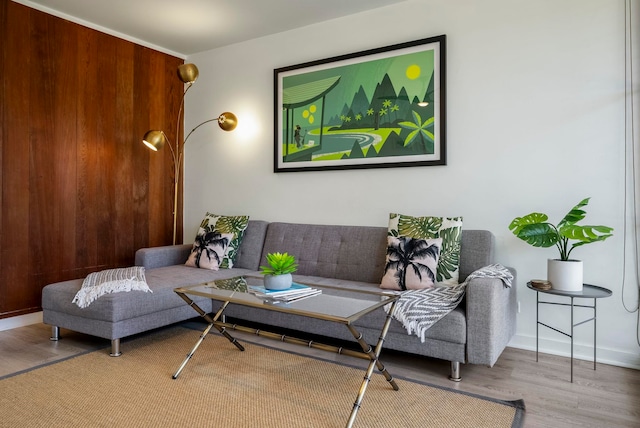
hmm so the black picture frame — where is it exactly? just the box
[273,35,446,173]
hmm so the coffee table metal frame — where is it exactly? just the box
[527,282,612,383]
[172,277,400,428]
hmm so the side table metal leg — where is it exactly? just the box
[570,297,574,383]
[535,292,539,362]
[593,299,597,371]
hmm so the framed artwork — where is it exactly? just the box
[274,35,446,173]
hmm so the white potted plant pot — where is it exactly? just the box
[547,259,583,292]
[264,273,293,290]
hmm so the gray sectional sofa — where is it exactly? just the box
[42,220,517,380]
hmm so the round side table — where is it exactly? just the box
[526,282,612,383]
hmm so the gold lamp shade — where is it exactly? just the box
[177,63,199,84]
[142,130,167,151]
[218,112,238,131]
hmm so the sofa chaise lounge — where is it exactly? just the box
[42,220,517,380]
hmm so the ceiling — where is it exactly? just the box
[16,0,406,57]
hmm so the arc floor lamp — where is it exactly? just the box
[143,63,237,245]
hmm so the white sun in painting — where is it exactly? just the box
[406,64,421,80]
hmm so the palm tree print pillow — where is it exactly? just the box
[197,213,250,269]
[381,237,442,290]
[388,213,463,286]
[185,230,234,270]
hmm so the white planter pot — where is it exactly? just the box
[547,259,583,292]
[263,273,293,290]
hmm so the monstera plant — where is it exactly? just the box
[508,197,613,260]
[509,197,613,291]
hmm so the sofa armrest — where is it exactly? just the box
[134,244,192,269]
[465,267,517,366]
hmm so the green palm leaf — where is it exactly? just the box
[402,130,419,147]
[559,224,613,243]
[216,215,248,234]
[508,213,549,235]
[398,121,419,130]
[398,215,441,238]
[436,227,461,282]
[513,223,558,247]
[399,112,435,148]
[557,198,589,228]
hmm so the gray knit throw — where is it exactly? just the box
[389,264,513,342]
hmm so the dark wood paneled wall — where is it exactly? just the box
[0,0,183,318]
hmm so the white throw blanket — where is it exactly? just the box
[388,264,513,342]
[72,267,151,308]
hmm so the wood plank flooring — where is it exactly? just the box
[1,322,638,427]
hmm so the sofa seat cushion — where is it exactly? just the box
[370,306,466,345]
[291,274,466,344]
[42,265,255,323]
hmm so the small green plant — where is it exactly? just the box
[509,197,613,261]
[259,252,298,276]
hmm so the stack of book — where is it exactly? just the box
[248,283,321,303]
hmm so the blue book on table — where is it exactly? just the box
[248,282,310,296]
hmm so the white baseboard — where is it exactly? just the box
[508,333,640,371]
[0,312,43,332]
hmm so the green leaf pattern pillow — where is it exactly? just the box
[388,213,463,286]
[199,213,250,269]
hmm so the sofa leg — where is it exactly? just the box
[50,326,60,341]
[109,339,122,357]
[449,361,462,382]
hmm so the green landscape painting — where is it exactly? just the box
[274,35,446,172]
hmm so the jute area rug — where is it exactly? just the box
[0,326,525,427]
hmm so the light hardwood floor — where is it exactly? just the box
[1,321,638,427]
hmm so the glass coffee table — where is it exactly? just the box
[173,275,399,428]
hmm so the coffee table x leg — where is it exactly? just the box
[344,300,399,428]
[172,293,244,379]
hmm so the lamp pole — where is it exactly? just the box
[171,80,193,245]
[142,63,237,245]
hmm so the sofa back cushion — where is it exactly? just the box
[234,220,270,270]
[459,230,495,281]
[260,222,496,284]
[261,222,388,284]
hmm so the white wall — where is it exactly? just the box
[184,0,640,369]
